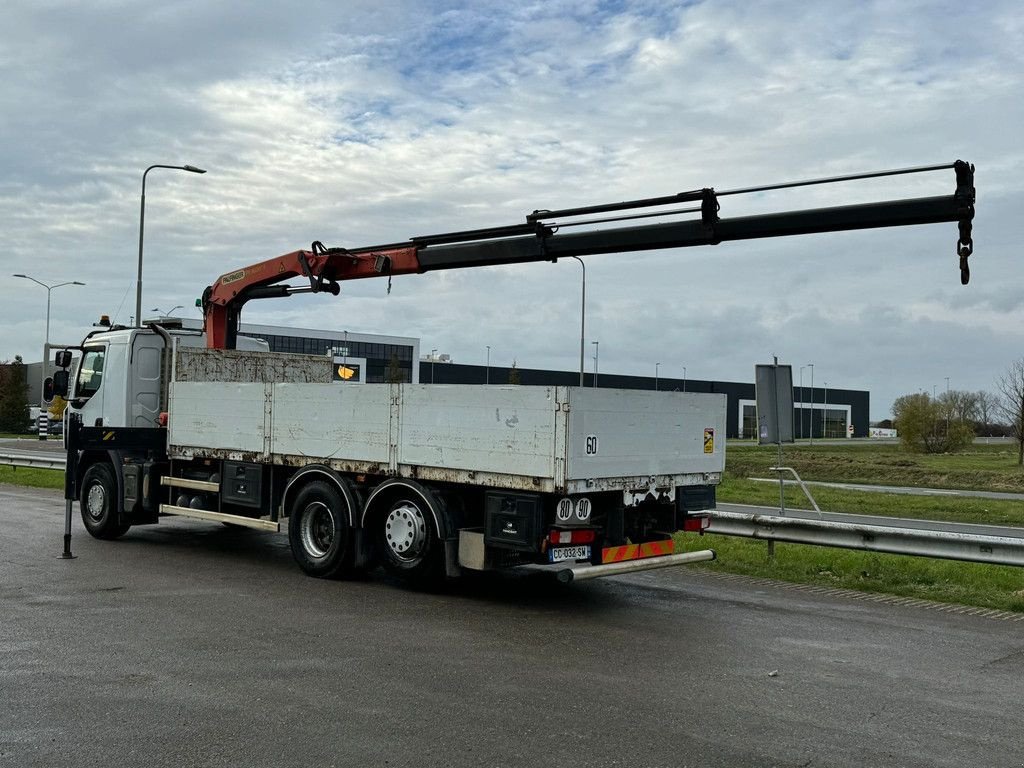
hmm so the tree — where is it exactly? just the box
[384,353,404,383]
[940,389,978,424]
[891,391,973,453]
[508,360,521,385]
[0,356,30,433]
[995,359,1024,466]
[975,390,1000,436]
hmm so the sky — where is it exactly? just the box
[1,0,1021,419]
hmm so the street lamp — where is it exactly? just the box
[945,375,951,432]
[655,362,660,391]
[13,274,86,438]
[592,341,599,387]
[486,345,490,385]
[807,363,814,446]
[150,305,183,318]
[566,256,586,386]
[136,164,206,328]
[430,348,437,384]
[682,365,687,393]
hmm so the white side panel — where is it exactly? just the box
[397,385,557,479]
[168,382,269,455]
[269,383,392,464]
[565,389,727,481]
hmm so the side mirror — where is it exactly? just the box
[45,371,70,403]
[54,350,72,368]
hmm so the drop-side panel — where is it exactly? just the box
[168,382,270,458]
[397,385,558,482]
[269,383,391,466]
[565,389,727,487]
[174,348,332,383]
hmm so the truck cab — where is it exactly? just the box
[69,325,267,430]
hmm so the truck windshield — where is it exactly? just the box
[75,348,105,400]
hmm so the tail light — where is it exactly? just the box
[549,528,595,545]
[682,514,710,533]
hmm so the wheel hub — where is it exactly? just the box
[85,484,105,520]
[299,501,335,560]
[385,502,427,560]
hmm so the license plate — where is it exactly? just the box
[548,545,591,563]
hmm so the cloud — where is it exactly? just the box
[1,0,1022,421]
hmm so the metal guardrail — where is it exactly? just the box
[706,509,1024,568]
[0,451,66,471]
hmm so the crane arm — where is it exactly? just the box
[203,160,975,349]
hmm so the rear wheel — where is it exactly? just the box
[288,480,354,578]
[376,493,443,584]
[80,463,130,540]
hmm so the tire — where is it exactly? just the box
[79,463,130,540]
[375,492,444,584]
[287,480,354,578]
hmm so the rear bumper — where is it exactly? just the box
[555,548,716,583]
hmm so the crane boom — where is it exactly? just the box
[202,160,975,349]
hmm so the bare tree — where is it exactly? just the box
[952,390,978,423]
[976,390,1000,435]
[996,360,1024,466]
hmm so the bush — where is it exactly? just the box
[892,392,974,453]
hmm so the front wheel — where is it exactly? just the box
[80,463,130,540]
[287,480,355,578]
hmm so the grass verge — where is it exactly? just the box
[677,533,1024,613]
[727,441,1024,492]
[702,441,1024,612]
[718,478,1024,527]
[0,466,64,490]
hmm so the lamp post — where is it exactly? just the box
[682,365,686,393]
[13,274,86,438]
[807,363,814,446]
[945,375,951,432]
[592,341,599,387]
[136,164,206,328]
[150,305,183,318]
[655,362,660,391]
[431,348,437,384]
[567,256,585,386]
[486,345,490,385]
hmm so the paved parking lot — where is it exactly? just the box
[2,484,1022,768]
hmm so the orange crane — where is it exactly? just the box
[201,160,975,349]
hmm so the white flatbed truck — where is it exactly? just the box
[58,332,723,582]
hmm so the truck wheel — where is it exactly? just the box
[376,494,443,584]
[80,463,130,540]
[288,480,354,578]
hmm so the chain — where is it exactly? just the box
[957,215,973,285]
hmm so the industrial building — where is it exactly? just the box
[21,319,867,439]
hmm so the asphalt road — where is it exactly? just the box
[2,485,1023,768]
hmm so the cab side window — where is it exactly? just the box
[75,348,105,399]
